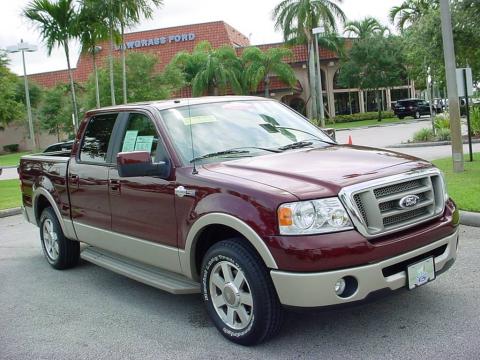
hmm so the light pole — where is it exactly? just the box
[439,0,463,172]
[6,39,38,151]
[312,26,325,127]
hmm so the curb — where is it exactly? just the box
[0,165,19,169]
[335,118,431,132]
[388,139,480,148]
[460,211,480,227]
[0,207,22,218]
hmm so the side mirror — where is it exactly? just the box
[117,151,170,178]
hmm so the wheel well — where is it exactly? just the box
[193,224,260,278]
[35,195,51,225]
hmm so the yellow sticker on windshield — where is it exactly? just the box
[182,115,217,125]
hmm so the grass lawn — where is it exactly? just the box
[329,117,407,129]
[0,151,31,167]
[0,179,21,210]
[432,153,480,212]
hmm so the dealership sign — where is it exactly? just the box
[115,33,196,51]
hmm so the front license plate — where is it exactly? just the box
[407,257,435,290]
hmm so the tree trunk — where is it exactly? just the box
[307,41,318,120]
[376,90,382,121]
[121,21,127,104]
[109,20,116,106]
[348,91,352,114]
[93,49,100,108]
[56,125,60,142]
[64,43,79,132]
[264,75,270,98]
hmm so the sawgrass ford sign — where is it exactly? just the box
[115,33,196,50]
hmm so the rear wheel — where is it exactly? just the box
[40,207,79,269]
[201,239,283,345]
[414,110,421,119]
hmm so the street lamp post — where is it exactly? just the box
[312,26,325,127]
[6,39,38,151]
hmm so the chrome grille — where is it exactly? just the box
[339,169,446,239]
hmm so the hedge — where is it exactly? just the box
[326,111,395,124]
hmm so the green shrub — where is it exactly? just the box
[327,111,395,124]
[470,107,480,136]
[434,114,450,130]
[2,144,19,153]
[436,128,451,141]
[413,128,435,142]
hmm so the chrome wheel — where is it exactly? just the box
[42,218,59,261]
[209,260,254,330]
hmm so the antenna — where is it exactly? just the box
[187,98,198,175]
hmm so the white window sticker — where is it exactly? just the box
[122,130,138,152]
[134,136,154,151]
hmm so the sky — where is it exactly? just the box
[0,0,404,76]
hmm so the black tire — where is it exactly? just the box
[39,207,80,270]
[398,115,405,120]
[201,239,283,346]
[414,110,421,119]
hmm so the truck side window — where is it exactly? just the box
[120,113,166,163]
[80,114,117,164]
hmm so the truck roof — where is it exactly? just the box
[85,96,269,116]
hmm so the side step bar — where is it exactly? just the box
[81,246,200,294]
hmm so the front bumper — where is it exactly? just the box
[271,228,459,307]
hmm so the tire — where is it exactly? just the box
[40,207,80,270]
[398,116,405,120]
[414,111,421,119]
[201,239,283,346]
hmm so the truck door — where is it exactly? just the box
[108,112,178,252]
[68,113,119,236]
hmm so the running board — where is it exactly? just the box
[81,247,200,294]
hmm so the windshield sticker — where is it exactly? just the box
[134,136,154,151]
[182,115,217,125]
[121,130,138,152]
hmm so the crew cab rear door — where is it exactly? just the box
[68,112,119,235]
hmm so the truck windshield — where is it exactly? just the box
[158,100,334,164]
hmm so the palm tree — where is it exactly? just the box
[344,17,389,39]
[241,47,296,97]
[389,0,439,31]
[272,0,346,119]
[77,0,109,108]
[97,0,163,105]
[24,0,80,130]
[172,41,242,96]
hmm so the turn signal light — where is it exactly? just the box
[278,207,293,226]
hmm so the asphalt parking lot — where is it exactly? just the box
[1,215,479,360]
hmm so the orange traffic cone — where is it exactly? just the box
[348,135,353,145]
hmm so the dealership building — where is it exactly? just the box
[2,21,415,151]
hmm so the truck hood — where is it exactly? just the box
[204,145,432,199]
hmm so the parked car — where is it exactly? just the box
[393,98,434,119]
[19,96,459,345]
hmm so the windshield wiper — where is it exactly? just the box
[189,146,280,163]
[273,126,336,145]
[278,140,314,151]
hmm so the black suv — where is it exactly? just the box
[393,99,434,119]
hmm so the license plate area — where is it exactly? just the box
[407,257,435,290]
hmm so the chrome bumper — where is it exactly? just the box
[271,228,459,307]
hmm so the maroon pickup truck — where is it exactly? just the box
[19,96,459,345]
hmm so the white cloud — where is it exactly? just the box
[0,0,404,75]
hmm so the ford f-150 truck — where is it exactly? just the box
[19,96,459,345]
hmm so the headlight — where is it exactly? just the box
[278,197,353,235]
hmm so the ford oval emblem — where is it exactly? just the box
[399,194,420,209]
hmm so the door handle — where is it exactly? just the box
[69,174,79,183]
[109,179,121,194]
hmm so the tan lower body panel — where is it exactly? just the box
[271,228,459,307]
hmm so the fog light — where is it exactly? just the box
[334,278,346,295]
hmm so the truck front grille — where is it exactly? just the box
[340,169,446,239]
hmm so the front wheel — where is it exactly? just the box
[40,207,80,270]
[414,110,421,119]
[201,239,283,345]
